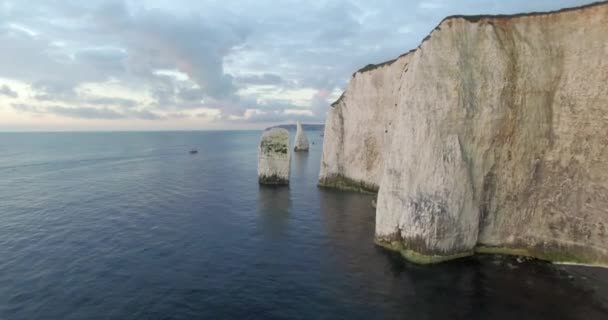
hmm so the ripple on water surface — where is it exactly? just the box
[0,131,606,320]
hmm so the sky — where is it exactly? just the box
[0,0,599,131]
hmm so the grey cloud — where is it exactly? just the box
[31,81,138,110]
[85,96,138,109]
[2,0,249,116]
[0,0,600,127]
[32,81,77,101]
[0,24,121,93]
[74,48,127,73]
[196,112,214,118]
[177,87,205,103]
[234,73,285,86]
[149,76,177,108]
[94,0,248,100]
[166,112,190,119]
[12,103,166,120]
[12,103,43,114]
[46,105,124,119]
[219,95,325,125]
[314,2,362,44]
[126,109,162,120]
[0,85,18,98]
[228,109,322,125]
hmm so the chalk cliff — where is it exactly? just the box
[294,121,310,152]
[319,54,409,193]
[320,2,608,266]
[258,128,290,185]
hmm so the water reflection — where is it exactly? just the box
[291,151,310,189]
[252,134,608,319]
[257,185,291,239]
[318,187,608,319]
[2,131,606,319]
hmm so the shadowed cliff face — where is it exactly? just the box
[320,2,608,265]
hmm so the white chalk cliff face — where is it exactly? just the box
[320,3,608,265]
[258,128,290,185]
[319,55,409,193]
[294,122,310,152]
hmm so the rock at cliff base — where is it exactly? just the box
[294,121,310,152]
[258,128,290,185]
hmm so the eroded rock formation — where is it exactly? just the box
[319,2,608,266]
[258,128,290,185]
[318,54,409,193]
[294,121,310,152]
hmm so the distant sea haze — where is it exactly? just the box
[267,123,324,131]
[0,131,606,319]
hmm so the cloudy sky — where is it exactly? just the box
[0,0,597,131]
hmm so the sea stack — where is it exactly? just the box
[258,128,290,185]
[319,3,608,266]
[294,121,310,152]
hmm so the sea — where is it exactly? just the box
[0,131,607,320]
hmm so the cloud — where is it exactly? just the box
[46,105,124,120]
[418,2,445,10]
[234,73,285,86]
[31,81,77,101]
[227,108,319,124]
[12,103,164,120]
[30,81,138,110]
[74,47,127,74]
[84,96,138,108]
[0,0,600,129]
[0,84,18,98]
[125,109,162,120]
[177,87,205,103]
[93,0,248,100]
[11,103,43,114]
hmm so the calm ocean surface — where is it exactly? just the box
[0,131,607,320]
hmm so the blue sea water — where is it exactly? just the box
[0,131,606,320]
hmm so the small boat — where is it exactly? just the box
[189,149,198,155]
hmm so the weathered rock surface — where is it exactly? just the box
[320,2,608,266]
[258,128,290,185]
[294,121,310,152]
[319,54,409,193]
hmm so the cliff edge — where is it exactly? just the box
[319,2,608,266]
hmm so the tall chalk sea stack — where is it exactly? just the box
[319,2,608,266]
[294,122,310,152]
[258,128,290,185]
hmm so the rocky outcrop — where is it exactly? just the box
[258,128,290,185]
[320,2,608,266]
[318,54,409,193]
[294,121,310,152]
